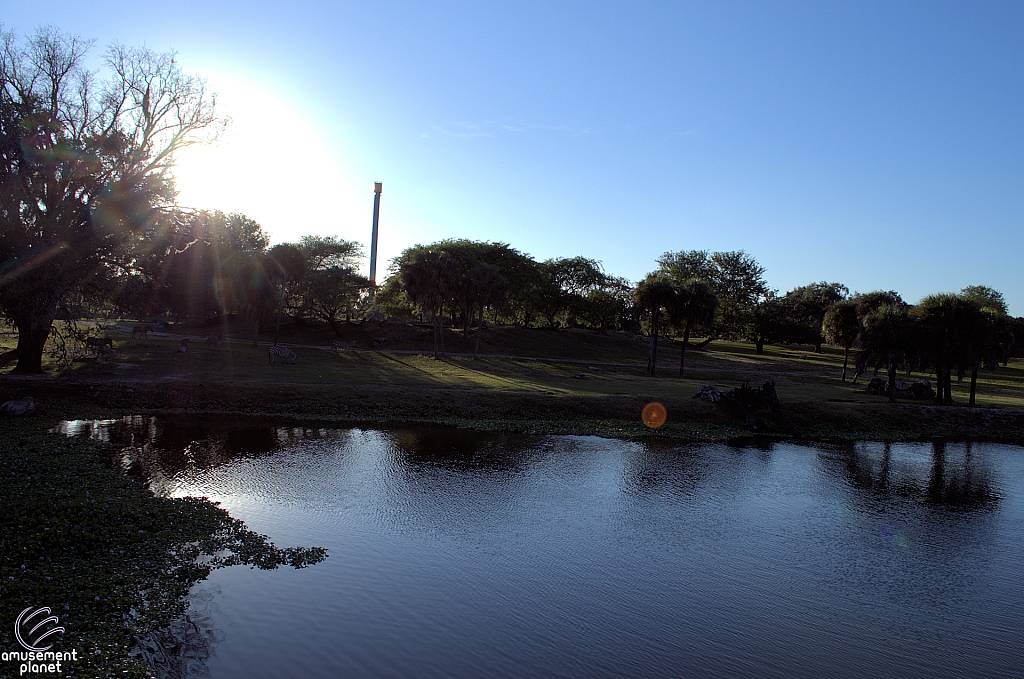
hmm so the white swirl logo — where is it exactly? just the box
[15,607,65,652]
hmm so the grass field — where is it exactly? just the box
[2,319,1023,441]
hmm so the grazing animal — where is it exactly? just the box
[205,334,224,348]
[269,346,297,365]
[132,324,153,339]
[179,338,190,353]
[331,340,356,351]
[85,337,113,355]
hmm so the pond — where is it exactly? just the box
[57,417,1024,679]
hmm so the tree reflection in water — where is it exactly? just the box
[831,440,998,510]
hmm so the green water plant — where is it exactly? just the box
[0,418,326,678]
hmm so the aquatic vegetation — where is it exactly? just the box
[0,419,326,678]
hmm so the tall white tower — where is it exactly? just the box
[369,182,382,285]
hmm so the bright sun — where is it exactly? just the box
[171,79,365,246]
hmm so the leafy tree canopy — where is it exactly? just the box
[0,26,221,371]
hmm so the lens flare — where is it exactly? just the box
[642,402,667,429]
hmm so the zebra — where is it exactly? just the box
[269,346,297,365]
[132,324,153,339]
[85,337,113,355]
[205,334,224,348]
[331,340,356,351]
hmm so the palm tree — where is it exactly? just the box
[400,250,452,357]
[822,299,860,381]
[669,279,718,378]
[467,263,509,358]
[915,294,978,405]
[635,275,677,376]
[860,304,912,403]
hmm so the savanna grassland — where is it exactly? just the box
[3,319,1023,443]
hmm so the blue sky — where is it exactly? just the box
[7,2,1023,312]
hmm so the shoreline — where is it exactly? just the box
[3,377,1022,676]
[5,374,1024,445]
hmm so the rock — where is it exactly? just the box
[910,381,935,400]
[1,396,37,416]
[866,378,887,395]
[866,378,936,400]
[693,385,723,402]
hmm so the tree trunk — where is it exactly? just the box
[887,356,897,404]
[935,365,945,405]
[12,316,52,374]
[944,369,953,405]
[439,313,446,357]
[841,345,850,382]
[679,326,690,378]
[432,312,440,358]
[755,338,764,355]
[969,365,979,406]
[473,308,483,358]
[273,288,284,346]
[648,315,659,376]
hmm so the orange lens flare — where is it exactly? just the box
[642,402,667,429]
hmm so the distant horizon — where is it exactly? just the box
[6,2,1022,313]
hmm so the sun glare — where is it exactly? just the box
[172,80,365,247]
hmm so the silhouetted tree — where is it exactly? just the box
[822,299,860,381]
[669,279,718,377]
[579,277,633,333]
[267,243,306,345]
[303,266,370,338]
[400,249,453,357]
[139,211,268,323]
[467,262,510,357]
[0,27,220,372]
[860,304,913,403]
[298,235,362,271]
[915,294,980,405]
[855,290,906,317]
[778,282,848,351]
[635,275,677,376]
[960,285,1008,316]
[657,249,768,344]
[749,293,783,354]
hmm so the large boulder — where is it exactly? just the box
[866,378,936,400]
[0,396,37,416]
[693,385,723,402]
[909,381,935,400]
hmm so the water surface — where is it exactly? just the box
[60,417,1024,679]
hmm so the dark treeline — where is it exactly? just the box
[2,26,1023,407]
[379,240,1024,407]
[0,26,373,370]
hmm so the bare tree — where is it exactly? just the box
[0,25,222,372]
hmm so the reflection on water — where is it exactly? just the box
[55,416,348,495]
[821,440,998,509]
[56,418,1024,679]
